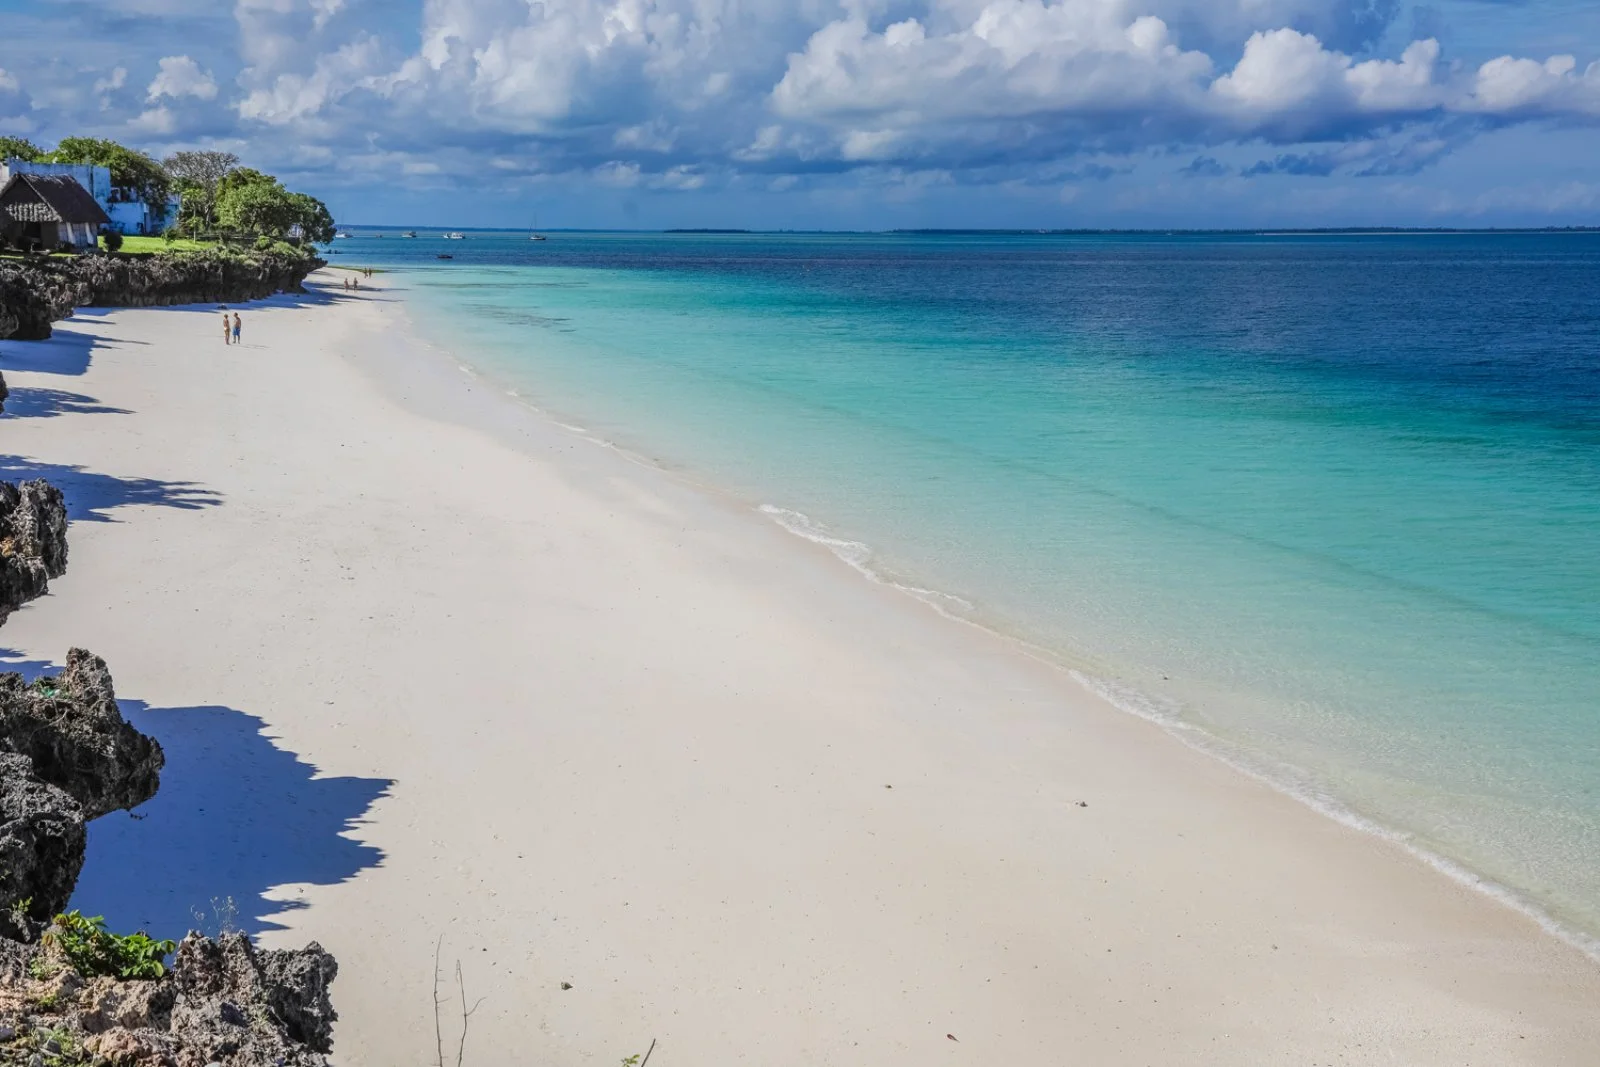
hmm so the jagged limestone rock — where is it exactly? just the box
[0,261,89,341]
[0,932,338,1066]
[0,480,69,628]
[0,249,325,340]
[166,934,338,1063]
[0,649,163,820]
[0,753,85,939]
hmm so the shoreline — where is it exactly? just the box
[391,267,1600,964]
[3,270,1597,1063]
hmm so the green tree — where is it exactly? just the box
[215,167,276,199]
[45,137,172,212]
[287,191,336,243]
[216,176,297,237]
[0,137,45,163]
[215,169,335,243]
[163,150,239,230]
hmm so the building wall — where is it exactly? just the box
[0,160,113,204]
[0,158,173,234]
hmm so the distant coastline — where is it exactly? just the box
[334,224,1600,237]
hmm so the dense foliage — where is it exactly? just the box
[164,150,240,231]
[42,911,176,980]
[215,168,336,243]
[11,135,336,247]
[44,137,172,211]
[0,136,45,162]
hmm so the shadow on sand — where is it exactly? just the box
[0,455,222,523]
[0,387,132,420]
[0,325,103,376]
[72,699,392,941]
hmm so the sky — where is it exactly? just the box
[1,0,1598,229]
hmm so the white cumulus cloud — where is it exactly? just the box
[147,55,218,101]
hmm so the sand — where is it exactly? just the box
[2,273,1597,1065]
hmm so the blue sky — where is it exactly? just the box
[1,0,1598,229]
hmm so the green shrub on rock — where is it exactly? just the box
[42,911,176,980]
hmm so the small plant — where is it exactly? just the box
[42,911,176,980]
[100,229,123,253]
[189,895,240,938]
[31,1024,85,1067]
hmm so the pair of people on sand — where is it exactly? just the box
[221,312,241,345]
[343,275,360,291]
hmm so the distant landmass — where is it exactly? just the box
[664,228,753,234]
[890,227,1600,235]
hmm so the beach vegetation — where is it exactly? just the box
[164,150,240,233]
[42,911,177,980]
[215,168,337,245]
[16,134,335,250]
[0,136,46,162]
[24,1024,88,1067]
[43,137,172,215]
[99,229,123,253]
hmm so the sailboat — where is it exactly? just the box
[529,213,547,241]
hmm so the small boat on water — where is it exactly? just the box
[444,232,465,240]
[335,231,353,239]
[404,231,418,238]
[436,253,454,260]
[530,213,547,240]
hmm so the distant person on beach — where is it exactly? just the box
[232,313,242,345]
[222,312,231,345]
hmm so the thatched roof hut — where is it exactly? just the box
[1,173,112,252]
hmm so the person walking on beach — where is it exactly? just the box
[231,313,242,345]
[222,311,232,345]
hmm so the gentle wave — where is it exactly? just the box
[759,501,1600,963]
[757,505,973,614]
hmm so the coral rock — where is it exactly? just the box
[167,934,337,1065]
[0,933,337,1067]
[0,649,164,819]
[0,480,69,627]
[0,753,85,940]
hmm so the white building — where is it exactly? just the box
[0,158,173,235]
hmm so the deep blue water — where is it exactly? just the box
[336,230,1600,942]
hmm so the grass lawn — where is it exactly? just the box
[107,235,216,253]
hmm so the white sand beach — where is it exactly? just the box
[2,272,1597,1065]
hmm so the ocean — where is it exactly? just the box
[339,230,1600,946]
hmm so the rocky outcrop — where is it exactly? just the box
[0,479,69,627]
[67,249,324,311]
[0,247,324,340]
[0,932,338,1066]
[0,649,163,820]
[0,649,161,939]
[165,934,339,1062]
[0,260,91,340]
[0,753,85,940]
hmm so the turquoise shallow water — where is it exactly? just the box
[343,231,1600,942]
